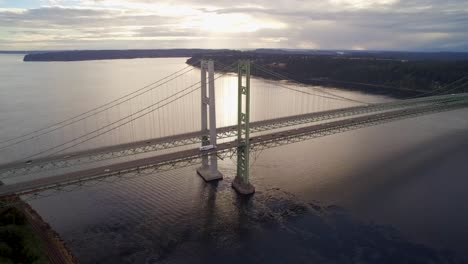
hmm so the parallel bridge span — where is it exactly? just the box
[1,93,466,177]
[1,98,467,198]
[2,60,468,198]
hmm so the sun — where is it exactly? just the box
[329,0,399,8]
[185,13,286,33]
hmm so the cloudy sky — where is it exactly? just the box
[0,0,467,51]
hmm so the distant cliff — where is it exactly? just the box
[23,49,232,62]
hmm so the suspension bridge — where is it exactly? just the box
[0,60,467,200]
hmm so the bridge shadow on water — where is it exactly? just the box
[79,179,462,264]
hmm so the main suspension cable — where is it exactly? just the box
[24,62,238,159]
[0,61,200,149]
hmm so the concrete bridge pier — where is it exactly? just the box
[197,60,223,181]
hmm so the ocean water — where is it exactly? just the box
[1,54,467,263]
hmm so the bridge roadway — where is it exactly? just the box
[1,98,467,198]
[1,93,467,177]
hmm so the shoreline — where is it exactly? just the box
[185,60,422,99]
[1,195,79,264]
[22,49,229,62]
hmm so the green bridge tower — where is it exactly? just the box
[232,60,255,195]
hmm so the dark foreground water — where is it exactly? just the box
[28,109,468,264]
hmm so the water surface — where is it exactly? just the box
[1,55,467,263]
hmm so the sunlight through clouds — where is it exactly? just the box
[0,0,467,51]
[185,13,286,33]
[329,0,399,9]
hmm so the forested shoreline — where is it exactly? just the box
[20,48,468,96]
[187,51,468,96]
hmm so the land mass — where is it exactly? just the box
[22,48,468,62]
[187,50,468,95]
[0,204,48,264]
[21,48,468,95]
[0,195,78,264]
[23,49,230,62]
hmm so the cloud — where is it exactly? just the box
[0,0,467,51]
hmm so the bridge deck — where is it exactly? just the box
[1,98,467,197]
[1,94,466,177]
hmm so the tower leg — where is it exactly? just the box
[200,60,209,170]
[197,60,223,181]
[232,60,255,195]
